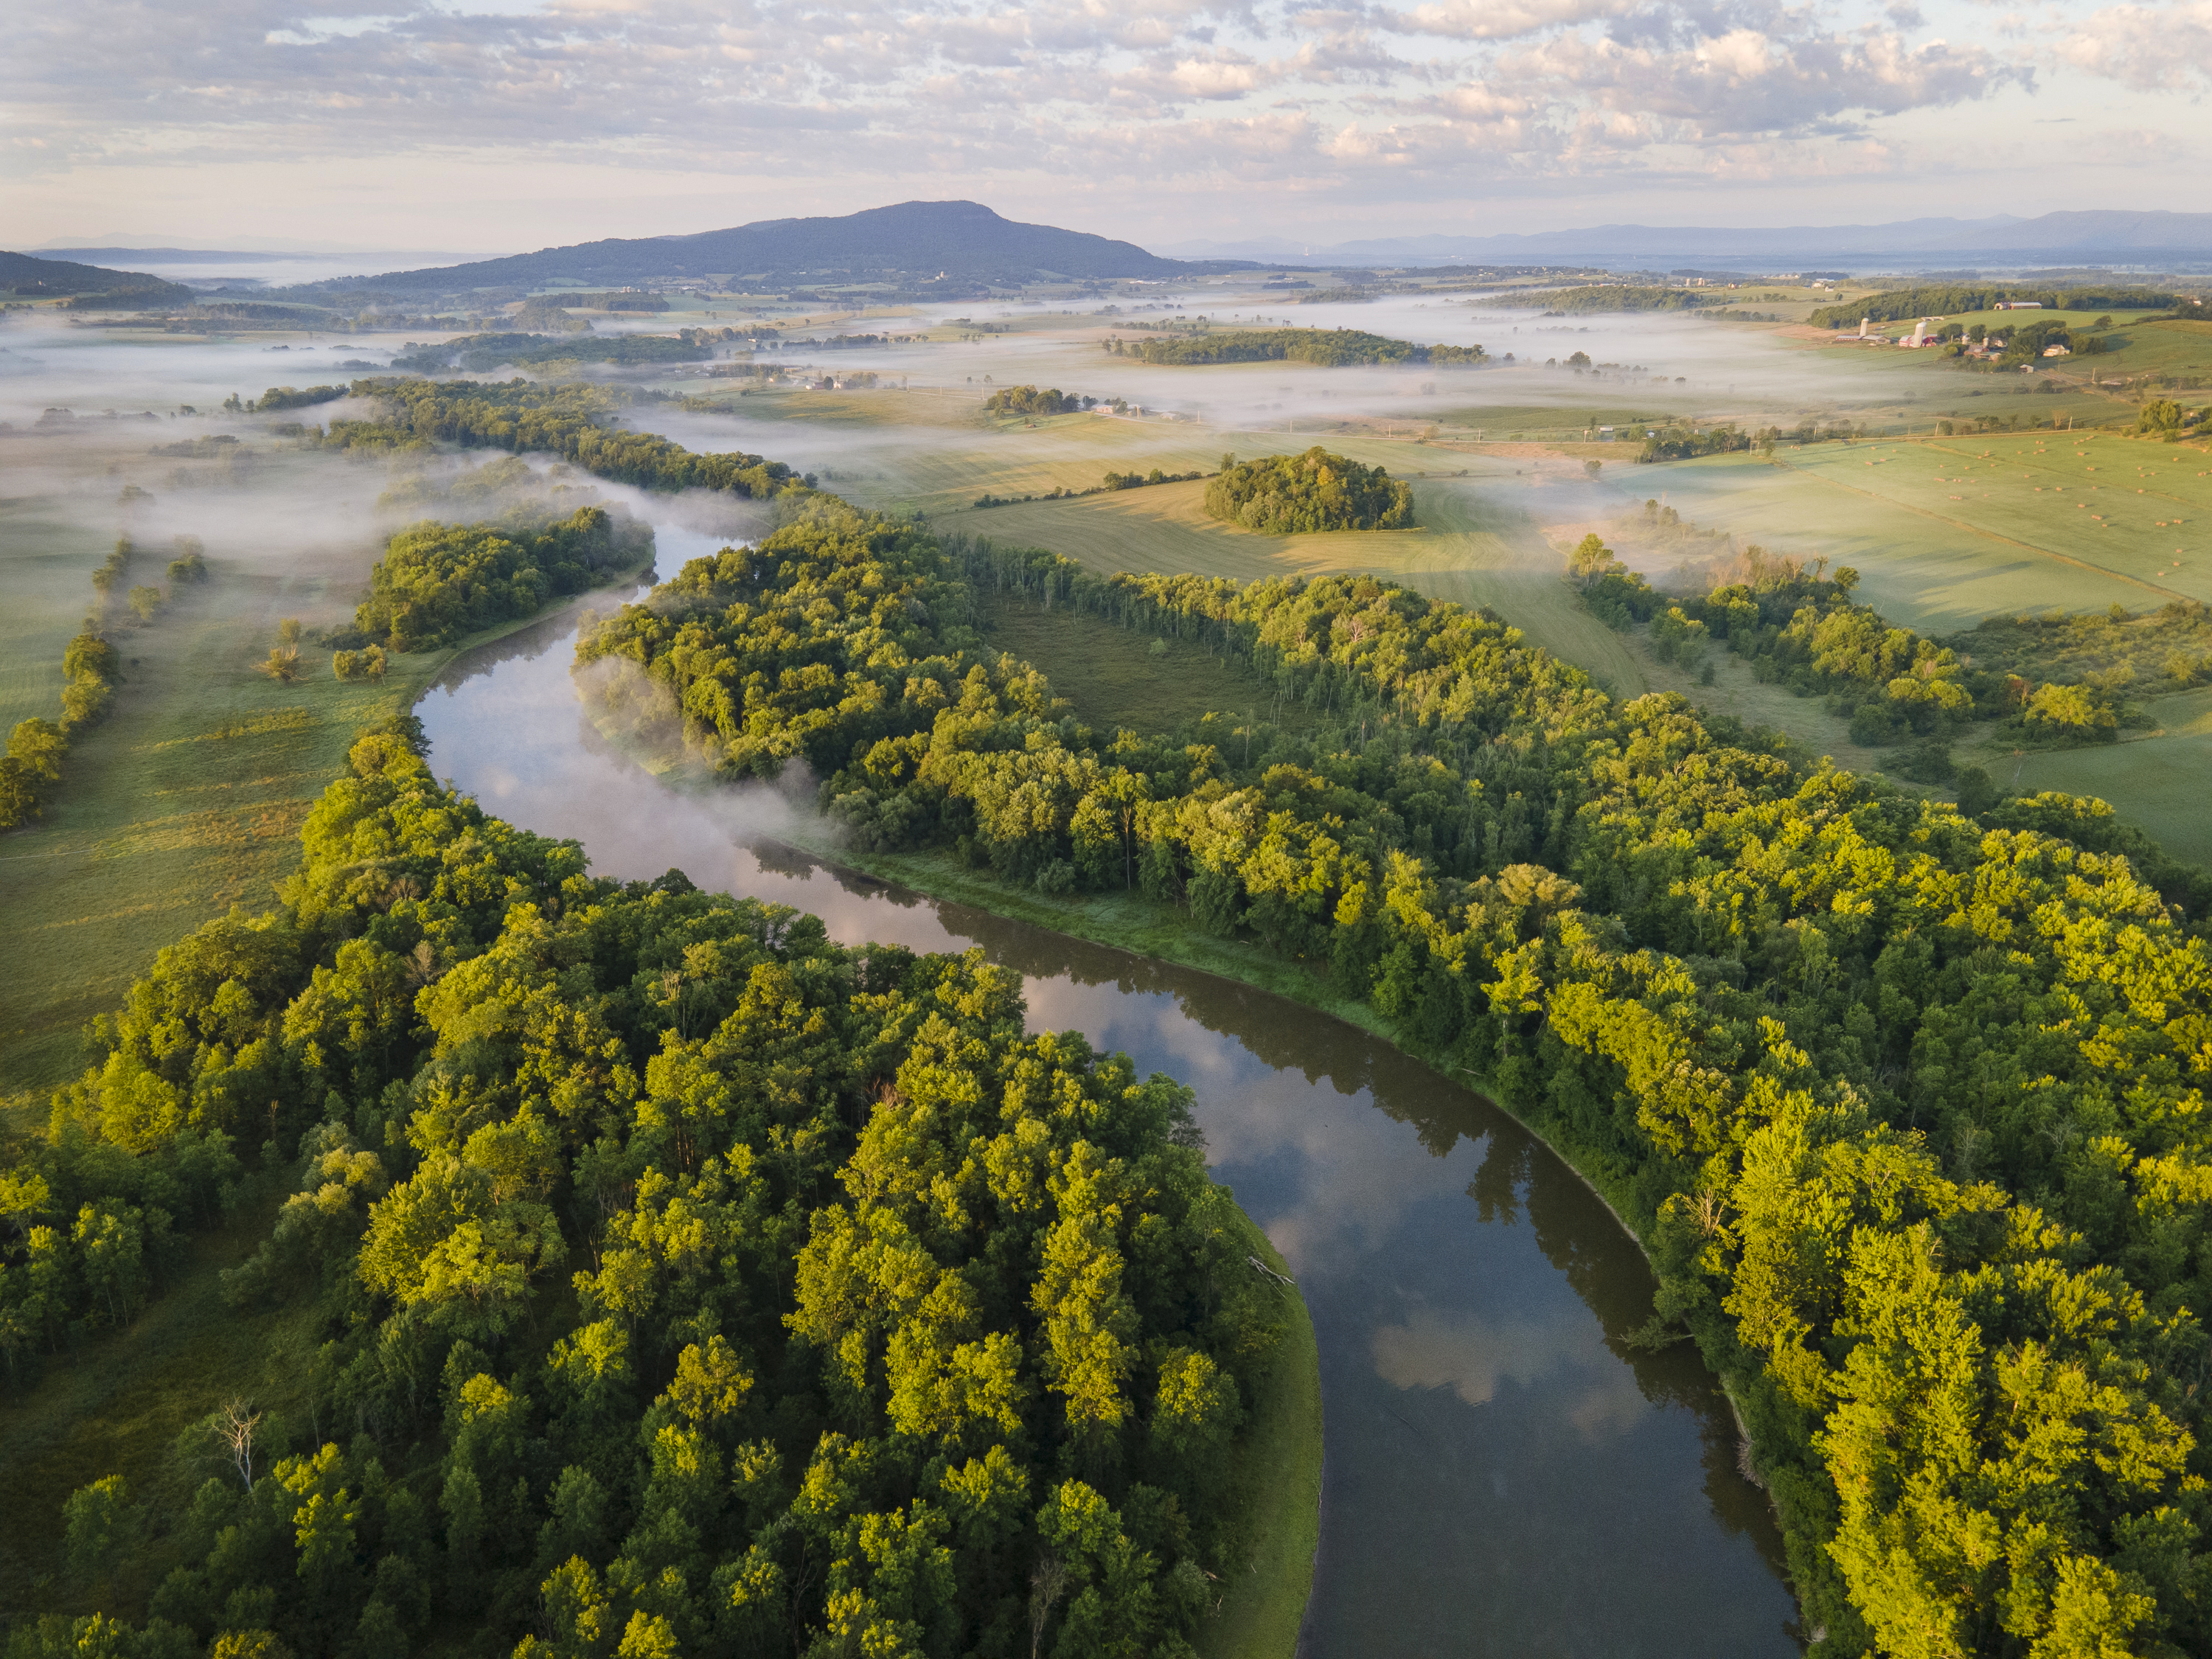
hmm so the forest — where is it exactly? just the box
[1492,285,1708,313]
[3,720,1294,1659]
[389,336,714,375]
[313,379,806,500]
[576,495,2212,1656]
[350,506,655,654]
[1116,330,1453,368]
[1201,449,1413,535]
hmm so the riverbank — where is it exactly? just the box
[742,829,1809,1637]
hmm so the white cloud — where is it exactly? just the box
[1389,0,1632,42]
[1371,1305,1652,1440]
[2059,1,2212,92]
[1,0,2202,243]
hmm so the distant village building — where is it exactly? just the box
[2043,344,2071,357]
[1995,301,2045,310]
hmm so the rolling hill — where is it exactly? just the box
[307,200,1253,297]
[0,249,193,305]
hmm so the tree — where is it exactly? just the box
[217,1397,262,1490]
[63,1476,143,1582]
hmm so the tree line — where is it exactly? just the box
[312,379,807,500]
[349,507,654,655]
[1565,512,2205,773]
[1492,285,1708,314]
[1108,329,1484,368]
[389,335,714,375]
[579,498,2212,1655]
[1809,285,2177,329]
[1,538,206,830]
[8,717,1293,1659]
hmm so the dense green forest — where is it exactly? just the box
[1113,329,1481,368]
[313,379,806,499]
[352,506,654,653]
[1493,285,1708,313]
[579,495,2212,1655]
[4,720,1295,1659]
[1202,449,1412,535]
[389,335,714,375]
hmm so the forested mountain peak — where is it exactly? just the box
[307,202,1251,299]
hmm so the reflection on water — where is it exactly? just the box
[414,524,1802,1658]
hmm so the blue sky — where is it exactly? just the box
[6,0,2206,253]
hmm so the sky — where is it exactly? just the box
[5,0,2208,256]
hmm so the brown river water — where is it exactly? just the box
[415,525,1803,1658]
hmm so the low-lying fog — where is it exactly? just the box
[0,284,1913,644]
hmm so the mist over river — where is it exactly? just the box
[414,524,1803,1658]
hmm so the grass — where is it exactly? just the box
[0,566,433,1117]
[1630,430,2212,633]
[939,477,1651,698]
[1966,684,2212,868]
[0,1188,326,1621]
[977,592,1321,735]
[1200,1219,1322,1659]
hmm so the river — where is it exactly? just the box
[414,524,1804,1658]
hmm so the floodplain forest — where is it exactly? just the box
[5,721,1294,1659]
[569,439,2212,1655]
[12,374,2212,1659]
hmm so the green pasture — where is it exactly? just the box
[937,475,1650,697]
[1625,431,2212,632]
[0,553,425,1115]
[978,592,1323,737]
[1969,685,2212,869]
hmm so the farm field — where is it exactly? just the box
[0,555,422,1116]
[976,591,1325,736]
[938,474,1651,695]
[1972,684,2212,868]
[1627,431,2212,630]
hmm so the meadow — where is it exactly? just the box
[939,474,1650,695]
[1624,429,2211,630]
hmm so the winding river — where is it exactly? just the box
[416,525,1803,1658]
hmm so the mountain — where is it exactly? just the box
[0,249,195,303]
[310,201,1253,297]
[1161,209,2212,271]
[35,247,293,265]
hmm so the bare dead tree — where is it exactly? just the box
[1029,1553,1069,1659]
[219,1396,262,1491]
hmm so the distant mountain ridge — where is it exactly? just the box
[305,201,1253,297]
[0,248,193,302]
[1164,209,2212,269]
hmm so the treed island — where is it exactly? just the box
[9,367,2212,1659]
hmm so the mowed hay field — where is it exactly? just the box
[978,591,1326,737]
[1974,685,2212,869]
[0,543,421,1118]
[1636,430,2212,630]
[935,473,1650,695]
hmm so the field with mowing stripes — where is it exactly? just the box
[938,476,1651,695]
[1632,431,2212,630]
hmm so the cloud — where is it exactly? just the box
[1486,24,2025,139]
[4,0,2202,241]
[2059,1,2212,92]
[1370,1305,1650,1439]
